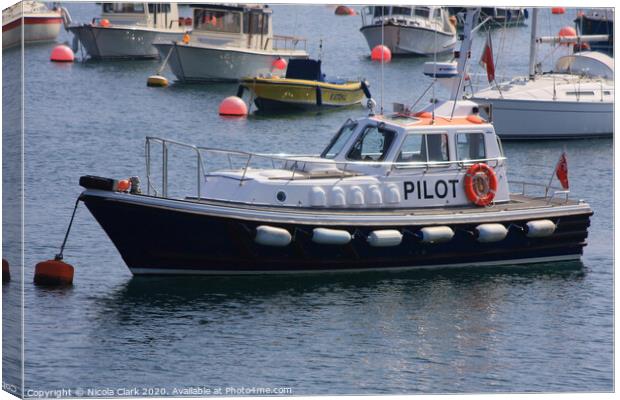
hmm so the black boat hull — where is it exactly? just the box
[80,190,592,275]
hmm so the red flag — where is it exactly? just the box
[480,31,495,83]
[555,152,569,190]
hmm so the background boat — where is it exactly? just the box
[2,1,63,49]
[153,4,309,82]
[359,6,456,57]
[574,8,613,56]
[65,2,188,59]
[239,59,371,111]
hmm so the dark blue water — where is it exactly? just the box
[2,5,613,396]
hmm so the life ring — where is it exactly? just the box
[464,163,498,206]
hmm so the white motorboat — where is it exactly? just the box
[470,8,613,140]
[359,6,456,57]
[65,2,188,60]
[73,10,592,275]
[153,4,308,82]
[2,1,63,49]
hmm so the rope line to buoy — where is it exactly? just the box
[56,197,81,261]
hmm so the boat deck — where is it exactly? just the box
[186,193,587,217]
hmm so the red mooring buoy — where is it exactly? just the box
[371,45,392,63]
[219,96,248,117]
[272,57,287,71]
[34,259,74,286]
[551,7,566,15]
[2,259,10,282]
[334,5,356,16]
[558,26,577,45]
[50,45,75,63]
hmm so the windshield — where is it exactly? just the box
[321,122,357,159]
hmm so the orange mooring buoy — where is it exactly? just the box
[219,96,248,117]
[50,45,75,63]
[2,258,10,282]
[271,57,287,71]
[558,26,577,46]
[551,7,566,15]
[371,45,392,63]
[34,259,74,286]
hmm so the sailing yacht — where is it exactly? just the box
[470,8,613,139]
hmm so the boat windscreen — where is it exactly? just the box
[103,3,145,13]
[321,122,357,159]
[392,7,412,16]
[414,7,430,18]
[194,9,241,33]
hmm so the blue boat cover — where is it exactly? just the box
[286,59,323,81]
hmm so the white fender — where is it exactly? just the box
[476,223,508,243]
[312,228,352,245]
[525,220,556,238]
[310,187,327,207]
[384,184,401,204]
[367,230,403,247]
[255,225,292,247]
[348,186,364,205]
[419,226,454,243]
[331,187,346,207]
[367,185,383,205]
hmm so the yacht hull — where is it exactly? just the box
[470,97,613,139]
[360,23,456,56]
[154,42,308,82]
[2,15,62,49]
[80,189,591,275]
[68,25,186,59]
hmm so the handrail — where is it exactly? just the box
[509,180,570,203]
[144,136,510,198]
[145,137,206,198]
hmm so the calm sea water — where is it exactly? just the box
[2,4,613,396]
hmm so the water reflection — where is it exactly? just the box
[98,261,585,315]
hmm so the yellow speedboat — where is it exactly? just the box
[239,59,371,111]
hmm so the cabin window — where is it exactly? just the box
[397,134,449,164]
[456,132,486,161]
[413,7,430,18]
[103,3,144,13]
[433,8,442,19]
[147,4,171,13]
[194,9,241,33]
[566,91,595,96]
[392,7,412,16]
[243,13,269,34]
[373,6,390,17]
[347,125,396,162]
[321,122,358,159]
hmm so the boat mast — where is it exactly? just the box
[528,8,539,79]
[450,8,479,101]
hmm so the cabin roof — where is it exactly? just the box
[372,113,490,129]
[188,3,272,14]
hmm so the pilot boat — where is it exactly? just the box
[2,1,63,49]
[76,11,591,275]
[153,4,308,82]
[359,6,456,57]
[238,59,372,111]
[65,2,188,60]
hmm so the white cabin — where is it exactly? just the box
[99,3,180,29]
[188,4,302,51]
[201,100,510,209]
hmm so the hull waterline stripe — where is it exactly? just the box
[129,255,582,275]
